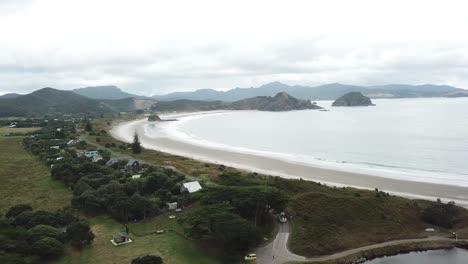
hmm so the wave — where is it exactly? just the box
[144,112,468,187]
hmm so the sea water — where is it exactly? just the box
[147,98,468,187]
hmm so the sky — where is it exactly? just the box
[1,0,468,96]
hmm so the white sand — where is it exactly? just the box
[110,114,468,207]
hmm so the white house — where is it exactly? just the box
[167,202,178,210]
[180,181,202,193]
[131,175,141,180]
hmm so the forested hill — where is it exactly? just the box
[0,88,112,117]
[152,92,322,112]
[152,82,468,101]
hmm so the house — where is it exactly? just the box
[167,202,178,210]
[67,140,78,146]
[180,181,202,193]
[425,228,435,232]
[8,122,17,128]
[125,160,141,173]
[131,174,141,180]
[82,150,99,158]
[56,157,64,161]
[50,146,60,150]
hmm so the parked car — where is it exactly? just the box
[244,253,257,260]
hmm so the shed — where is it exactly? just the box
[125,160,141,173]
[167,202,178,210]
[180,181,202,193]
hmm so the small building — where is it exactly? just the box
[131,174,141,180]
[180,181,202,193]
[111,231,132,246]
[67,140,78,146]
[167,202,178,210]
[50,146,60,150]
[125,160,141,173]
[83,150,99,158]
[425,228,435,232]
[56,157,64,161]
[8,122,17,128]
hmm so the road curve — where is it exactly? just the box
[255,222,457,264]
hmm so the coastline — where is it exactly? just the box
[110,113,468,207]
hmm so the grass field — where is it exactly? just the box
[0,126,41,134]
[0,135,222,264]
[0,136,71,214]
[272,179,468,257]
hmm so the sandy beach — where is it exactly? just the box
[110,114,468,207]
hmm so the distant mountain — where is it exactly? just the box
[332,92,374,107]
[0,93,21,99]
[0,88,117,117]
[152,92,321,112]
[152,82,466,101]
[72,86,144,100]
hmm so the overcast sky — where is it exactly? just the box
[1,0,468,95]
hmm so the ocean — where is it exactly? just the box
[146,98,468,187]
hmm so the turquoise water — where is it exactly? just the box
[364,248,468,264]
[153,98,468,186]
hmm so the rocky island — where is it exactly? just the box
[332,92,375,107]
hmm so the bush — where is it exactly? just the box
[66,220,95,247]
[27,225,64,243]
[131,255,163,264]
[6,204,33,218]
[32,237,64,259]
[422,201,458,228]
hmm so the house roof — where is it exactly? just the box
[182,181,202,193]
[126,160,138,166]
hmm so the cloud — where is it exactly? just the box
[1,0,468,95]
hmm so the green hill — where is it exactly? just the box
[0,88,116,117]
[152,92,322,112]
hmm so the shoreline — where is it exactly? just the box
[110,114,468,207]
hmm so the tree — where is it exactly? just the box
[131,255,163,264]
[84,119,93,132]
[32,237,64,259]
[422,201,459,228]
[6,204,33,218]
[132,132,142,154]
[66,220,95,247]
[27,225,64,243]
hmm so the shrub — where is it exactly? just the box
[131,255,163,264]
[6,204,33,218]
[27,225,64,243]
[32,237,64,259]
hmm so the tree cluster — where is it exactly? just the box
[1,205,94,262]
[422,200,459,228]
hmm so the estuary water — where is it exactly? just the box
[364,248,468,264]
[147,98,468,187]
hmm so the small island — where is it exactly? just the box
[147,114,161,121]
[332,92,375,107]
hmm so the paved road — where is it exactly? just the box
[255,222,458,264]
[255,223,306,264]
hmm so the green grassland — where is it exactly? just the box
[0,126,41,134]
[0,136,71,214]
[271,179,468,257]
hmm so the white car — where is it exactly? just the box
[244,253,257,260]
